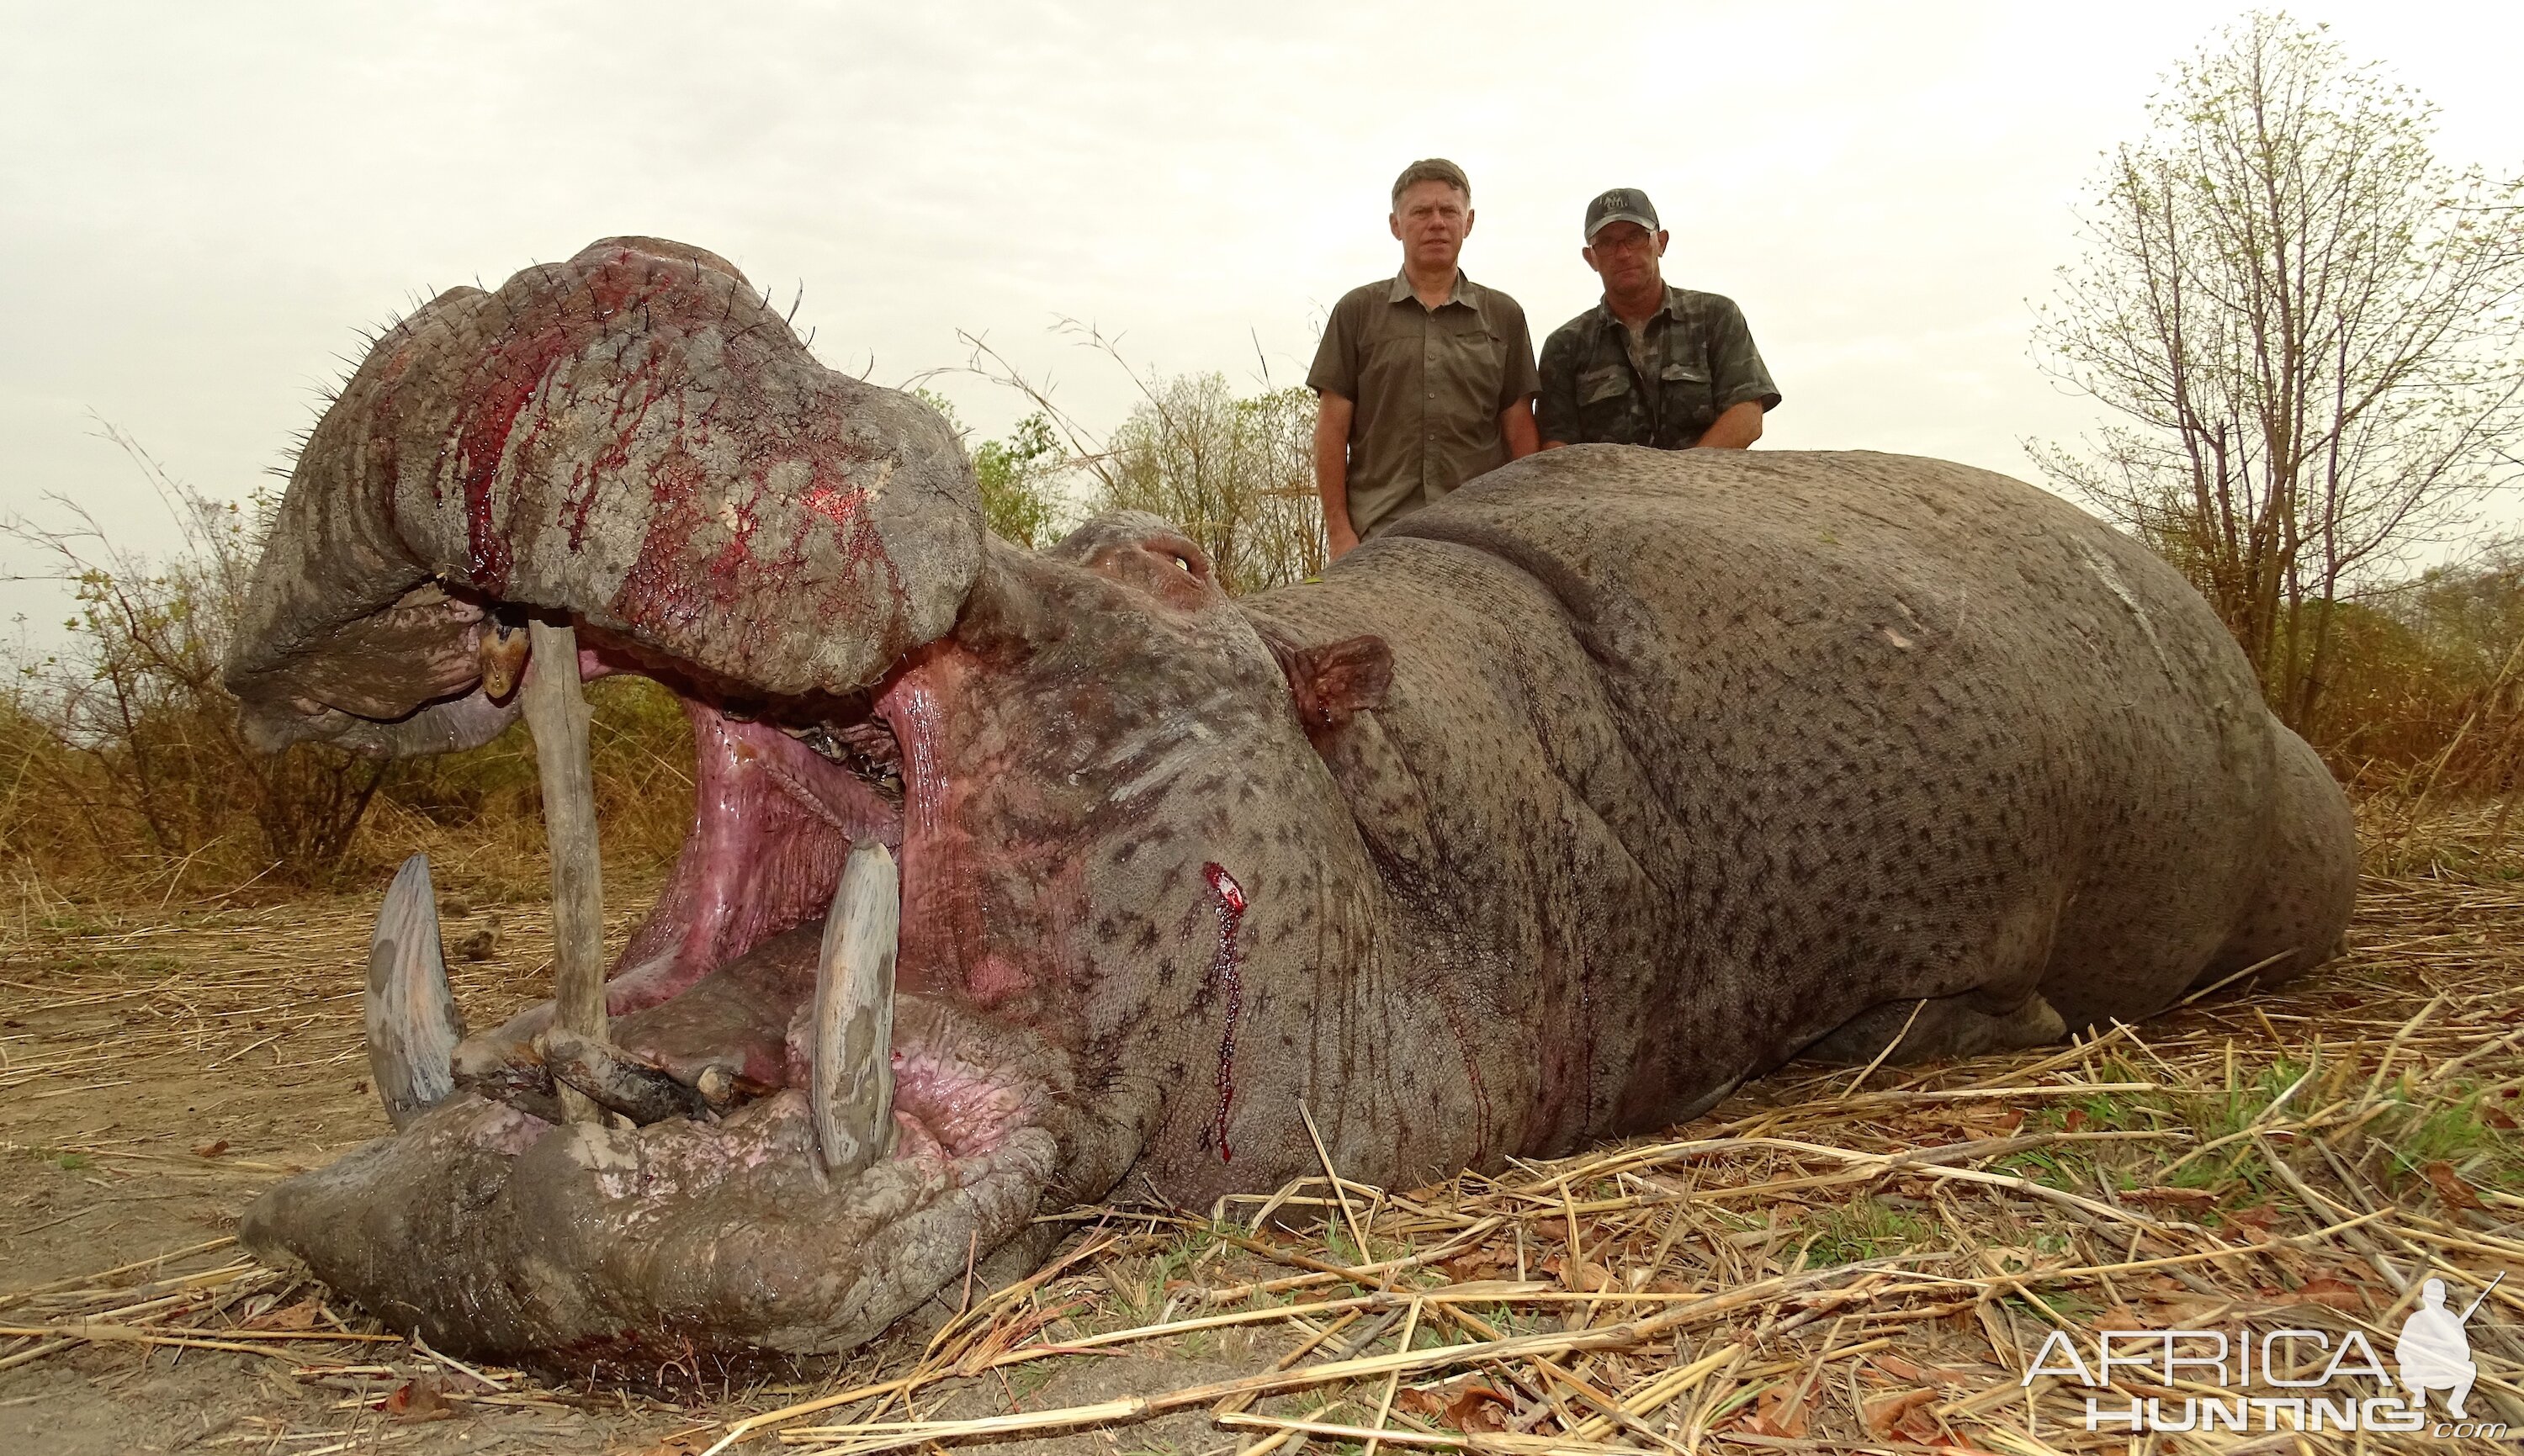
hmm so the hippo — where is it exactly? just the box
[224,237,2357,1370]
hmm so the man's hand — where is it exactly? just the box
[1500,395,1539,460]
[1696,400,1764,449]
[1314,393,1360,559]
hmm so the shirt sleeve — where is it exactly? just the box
[1535,324,1579,445]
[1706,295,1781,413]
[1497,300,1541,410]
[1306,292,1360,399]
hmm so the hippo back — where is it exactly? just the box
[1240,447,2352,1163]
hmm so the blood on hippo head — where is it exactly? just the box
[220,245,1412,1367]
[222,236,2360,1374]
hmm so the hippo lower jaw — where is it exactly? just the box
[239,643,1088,1369]
[241,1000,1063,1368]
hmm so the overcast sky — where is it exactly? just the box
[5,1,2520,637]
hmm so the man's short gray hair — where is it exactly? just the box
[1391,158,1471,208]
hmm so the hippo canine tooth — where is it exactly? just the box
[812,842,899,1178]
[521,617,608,1124]
[366,853,465,1128]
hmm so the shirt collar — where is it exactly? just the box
[1594,284,1684,330]
[1388,269,1475,308]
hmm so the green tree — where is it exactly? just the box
[973,412,1065,548]
[915,389,1071,548]
[2031,12,2524,730]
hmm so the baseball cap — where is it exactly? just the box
[1583,188,1660,241]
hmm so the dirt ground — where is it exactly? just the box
[5,820,2522,1455]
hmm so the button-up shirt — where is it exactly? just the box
[1536,286,1779,449]
[1307,271,1541,537]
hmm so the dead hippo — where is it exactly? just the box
[224,237,2356,1369]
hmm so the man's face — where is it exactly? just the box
[1583,220,1668,296]
[1388,181,1472,276]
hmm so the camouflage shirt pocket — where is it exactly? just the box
[1578,365,1629,407]
[1660,362,1716,436]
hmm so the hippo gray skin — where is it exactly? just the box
[225,237,2357,1372]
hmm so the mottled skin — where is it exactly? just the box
[227,238,2356,1370]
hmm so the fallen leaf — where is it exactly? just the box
[1536,1256,1617,1292]
[1446,1384,1514,1433]
[1874,1353,1926,1382]
[2225,1203,2281,1231]
[1894,1404,1946,1444]
[245,1296,323,1332]
[381,1374,453,1422]
[2063,1108,2089,1132]
[2291,1277,2369,1313]
[1864,1388,1937,1438]
[192,1140,230,1159]
[1740,1380,1810,1438]
[2423,1161,2484,1211]
[1396,1389,1449,1420]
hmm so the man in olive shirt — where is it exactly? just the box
[1308,158,1541,559]
[1538,188,1779,452]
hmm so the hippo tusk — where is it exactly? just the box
[812,841,899,1178]
[521,617,608,1125]
[366,854,465,1128]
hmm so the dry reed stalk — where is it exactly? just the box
[10,798,2524,1456]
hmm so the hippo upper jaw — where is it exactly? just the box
[222,236,986,760]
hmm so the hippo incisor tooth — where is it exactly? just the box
[366,853,466,1128]
[813,842,899,1178]
[479,620,529,700]
[542,1027,708,1125]
[522,617,608,1125]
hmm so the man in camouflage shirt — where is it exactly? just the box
[1537,188,1779,452]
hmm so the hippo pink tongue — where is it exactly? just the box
[602,696,903,1016]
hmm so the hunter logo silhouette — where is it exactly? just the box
[2397,1273,2497,1418]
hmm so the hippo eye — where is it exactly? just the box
[1172,555,1193,573]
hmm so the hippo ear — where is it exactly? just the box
[1266,633,1392,733]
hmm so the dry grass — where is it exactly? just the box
[4,802,2523,1453]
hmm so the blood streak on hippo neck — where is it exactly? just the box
[1202,861,1249,1162]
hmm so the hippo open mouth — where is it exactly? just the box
[222,238,1127,1367]
[244,628,1080,1368]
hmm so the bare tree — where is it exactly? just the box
[1100,375,1325,595]
[2031,11,2524,728]
[3,426,393,888]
